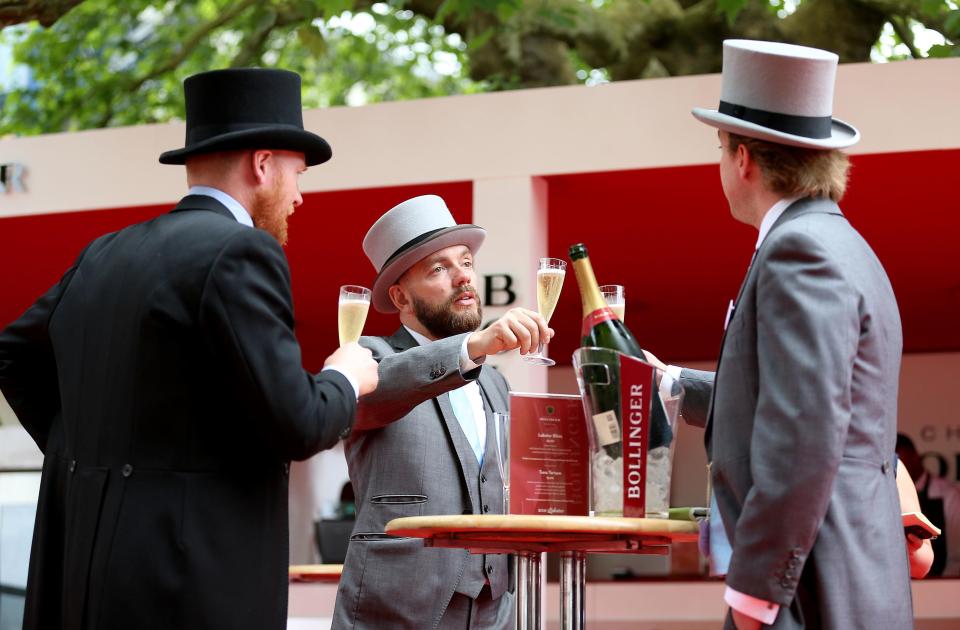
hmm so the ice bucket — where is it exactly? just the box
[572,347,683,518]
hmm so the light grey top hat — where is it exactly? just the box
[692,39,859,149]
[363,195,486,313]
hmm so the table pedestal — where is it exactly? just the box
[515,552,542,630]
[560,551,586,630]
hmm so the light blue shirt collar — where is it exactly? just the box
[755,196,800,250]
[188,185,254,228]
[404,325,433,347]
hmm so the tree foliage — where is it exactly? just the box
[2,0,958,137]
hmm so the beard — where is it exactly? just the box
[411,286,483,339]
[250,177,290,246]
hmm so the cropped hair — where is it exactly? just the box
[727,133,851,202]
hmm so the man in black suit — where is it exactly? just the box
[0,68,378,630]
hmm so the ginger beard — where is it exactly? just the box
[412,285,483,339]
[250,176,291,246]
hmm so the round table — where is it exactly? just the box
[288,563,344,583]
[385,514,699,630]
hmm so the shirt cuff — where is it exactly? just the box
[459,336,486,372]
[659,365,684,399]
[725,586,779,626]
[321,366,360,400]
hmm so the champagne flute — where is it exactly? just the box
[600,284,626,322]
[338,285,371,346]
[493,412,510,514]
[522,258,566,366]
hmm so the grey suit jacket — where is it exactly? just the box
[679,198,912,629]
[332,327,511,630]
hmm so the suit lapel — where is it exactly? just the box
[389,328,482,497]
[704,197,843,452]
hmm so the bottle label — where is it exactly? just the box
[591,410,621,447]
[620,354,653,518]
[581,306,617,337]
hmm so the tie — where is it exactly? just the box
[449,387,483,464]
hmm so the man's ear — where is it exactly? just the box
[250,149,273,186]
[736,143,752,181]
[388,284,409,313]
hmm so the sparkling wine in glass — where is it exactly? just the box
[600,284,626,322]
[338,285,371,346]
[522,258,566,366]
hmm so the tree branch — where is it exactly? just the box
[0,0,85,28]
[889,15,921,58]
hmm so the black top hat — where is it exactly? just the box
[159,68,332,166]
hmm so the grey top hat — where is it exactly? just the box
[692,40,859,149]
[363,195,486,313]
[363,195,487,313]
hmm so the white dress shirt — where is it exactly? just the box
[404,326,487,454]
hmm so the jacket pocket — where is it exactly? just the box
[370,493,428,505]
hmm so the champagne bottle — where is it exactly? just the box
[569,243,673,458]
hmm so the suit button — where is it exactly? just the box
[483,504,490,513]
[480,474,487,483]
[283,463,290,475]
[487,565,494,574]
[121,464,133,478]
[68,460,77,473]
[791,549,801,559]
[430,369,440,379]
[437,366,447,376]
[780,578,791,588]
[881,460,891,474]
[787,558,798,568]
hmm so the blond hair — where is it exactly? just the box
[727,133,850,202]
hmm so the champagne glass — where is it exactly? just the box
[600,284,625,322]
[338,285,371,346]
[493,412,510,514]
[522,258,566,366]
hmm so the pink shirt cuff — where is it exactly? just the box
[725,586,779,625]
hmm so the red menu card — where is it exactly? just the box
[508,393,589,516]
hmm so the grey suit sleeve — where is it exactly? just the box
[354,332,476,431]
[725,230,859,605]
[678,368,714,428]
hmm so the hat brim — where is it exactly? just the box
[159,126,332,166]
[371,225,486,313]
[691,107,859,149]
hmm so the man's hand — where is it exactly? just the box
[466,308,554,358]
[324,342,379,396]
[731,608,763,630]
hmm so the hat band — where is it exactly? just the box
[379,227,450,273]
[719,101,831,139]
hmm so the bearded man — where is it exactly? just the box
[332,195,551,629]
[0,68,379,630]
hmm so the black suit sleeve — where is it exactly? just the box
[198,228,355,460]
[0,246,89,451]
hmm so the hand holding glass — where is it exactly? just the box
[522,258,566,366]
[338,285,371,346]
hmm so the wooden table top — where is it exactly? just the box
[288,564,344,582]
[385,514,698,553]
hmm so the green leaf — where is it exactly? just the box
[716,0,748,26]
[297,24,327,56]
[467,26,495,51]
[926,43,960,58]
[944,10,960,38]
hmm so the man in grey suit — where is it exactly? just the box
[646,41,912,629]
[332,195,551,629]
